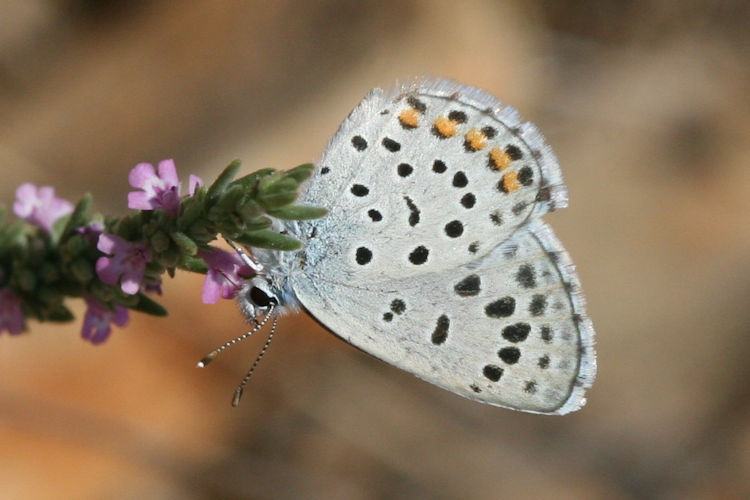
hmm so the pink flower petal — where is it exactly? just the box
[157,159,179,187]
[12,183,36,218]
[120,276,141,295]
[13,183,73,233]
[127,191,154,211]
[128,163,157,190]
[201,273,221,304]
[97,233,117,254]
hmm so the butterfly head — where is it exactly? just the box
[237,276,279,320]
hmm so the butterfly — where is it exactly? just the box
[202,78,596,414]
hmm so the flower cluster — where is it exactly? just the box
[0,159,325,344]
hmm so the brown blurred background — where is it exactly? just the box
[1,1,749,498]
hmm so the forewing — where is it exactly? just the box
[289,220,596,414]
[292,78,567,283]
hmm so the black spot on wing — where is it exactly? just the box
[485,297,515,318]
[483,365,503,382]
[351,136,367,151]
[454,274,481,297]
[404,196,420,227]
[502,322,531,343]
[409,246,429,265]
[515,265,536,288]
[431,315,450,345]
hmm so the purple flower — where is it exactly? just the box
[199,248,254,304]
[81,297,128,344]
[13,183,74,233]
[96,233,150,295]
[0,288,25,335]
[127,159,203,217]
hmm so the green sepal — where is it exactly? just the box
[266,205,327,220]
[131,294,168,317]
[207,160,241,201]
[234,229,302,251]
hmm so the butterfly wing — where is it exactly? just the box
[288,219,595,414]
[275,78,595,413]
[290,78,568,283]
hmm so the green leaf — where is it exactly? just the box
[266,205,327,220]
[231,168,275,190]
[150,231,171,253]
[50,215,69,244]
[257,171,284,193]
[257,191,298,210]
[160,247,180,268]
[115,214,144,241]
[0,221,25,249]
[178,196,205,230]
[71,258,95,283]
[236,199,262,219]
[46,306,75,323]
[179,255,208,274]
[170,231,197,256]
[259,176,298,196]
[284,163,315,183]
[145,261,166,275]
[91,282,116,302]
[234,229,302,251]
[207,160,241,201]
[131,294,168,317]
[62,193,92,237]
[15,267,36,292]
[240,216,272,232]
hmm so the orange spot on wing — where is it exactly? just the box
[465,128,486,151]
[433,116,457,137]
[502,171,520,192]
[489,147,511,170]
[399,108,420,128]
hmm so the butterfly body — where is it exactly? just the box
[240,78,596,415]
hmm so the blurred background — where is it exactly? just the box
[1,1,749,498]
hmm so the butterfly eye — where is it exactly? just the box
[249,286,275,307]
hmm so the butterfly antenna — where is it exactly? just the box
[232,309,279,407]
[196,307,275,368]
[223,236,263,273]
